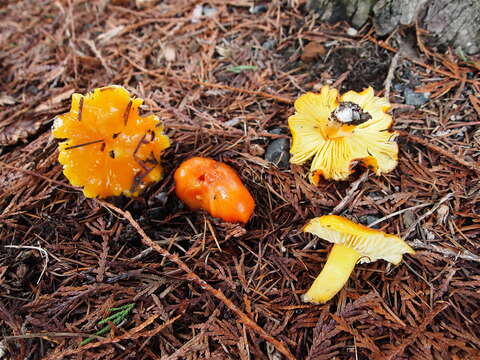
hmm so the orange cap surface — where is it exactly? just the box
[52,86,170,198]
[174,157,255,223]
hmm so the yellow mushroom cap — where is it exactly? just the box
[52,85,170,198]
[288,86,398,183]
[304,215,414,265]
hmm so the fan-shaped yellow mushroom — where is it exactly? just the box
[302,215,414,304]
[52,86,170,198]
[288,86,398,183]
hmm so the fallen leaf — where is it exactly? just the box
[0,118,42,146]
[136,0,157,9]
[162,44,176,62]
[0,93,16,106]
[35,88,74,112]
[301,42,326,62]
[111,0,130,6]
[191,4,203,23]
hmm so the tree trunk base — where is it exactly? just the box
[307,0,480,55]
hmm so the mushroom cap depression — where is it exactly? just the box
[289,86,398,183]
[304,215,415,265]
[52,86,170,198]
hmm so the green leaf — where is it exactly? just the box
[227,65,258,73]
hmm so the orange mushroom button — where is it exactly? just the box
[174,157,255,223]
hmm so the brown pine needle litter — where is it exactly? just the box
[1,1,480,359]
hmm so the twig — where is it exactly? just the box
[97,200,296,360]
[0,160,75,191]
[78,97,83,121]
[384,52,400,100]
[368,203,432,228]
[123,100,132,126]
[331,70,350,89]
[331,171,369,215]
[3,332,93,341]
[398,131,480,175]
[402,193,453,239]
[4,245,49,284]
[84,39,113,75]
[64,139,105,150]
[408,239,480,262]
[120,53,294,104]
[384,303,449,360]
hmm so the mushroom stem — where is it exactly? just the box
[302,244,361,304]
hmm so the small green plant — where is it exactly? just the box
[80,303,135,346]
[227,65,258,73]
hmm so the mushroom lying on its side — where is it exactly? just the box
[302,215,415,304]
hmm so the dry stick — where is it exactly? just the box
[331,70,350,89]
[78,97,84,121]
[84,39,113,75]
[4,245,49,284]
[3,332,93,341]
[98,200,296,360]
[384,52,400,100]
[331,171,370,215]
[368,36,478,84]
[368,195,480,261]
[64,139,105,150]
[383,303,449,360]
[397,130,480,175]
[120,54,294,105]
[408,239,480,262]
[0,160,76,191]
[368,203,431,228]
[123,100,132,126]
[402,193,453,239]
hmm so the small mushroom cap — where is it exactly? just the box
[304,215,414,265]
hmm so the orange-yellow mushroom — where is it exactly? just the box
[302,215,414,304]
[174,157,255,223]
[289,86,398,183]
[52,86,170,198]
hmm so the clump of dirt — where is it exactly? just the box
[330,45,391,91]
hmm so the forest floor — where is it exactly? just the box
[1,1,480,359]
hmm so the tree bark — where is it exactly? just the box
[307,0,480,54]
